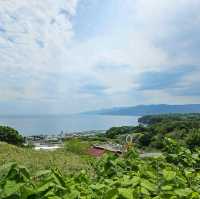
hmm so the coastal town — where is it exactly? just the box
[24,130,130,156]
[25,130,106,150]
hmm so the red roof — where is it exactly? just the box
[88,147,105,157]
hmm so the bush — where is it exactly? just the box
[0,126,24,146]
[64,139,90,155]
[138,131,154,147]
[186,129,200,149]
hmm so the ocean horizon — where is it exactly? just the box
[0,114,139,136]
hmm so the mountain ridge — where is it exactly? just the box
[84,104,200,116]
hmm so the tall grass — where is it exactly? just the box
[64,139,91,155]
[0,142,90,175]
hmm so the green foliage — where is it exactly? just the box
[0,142,90,175]
[105,114,200,150]
[138,113,200,125]
[138,131,154,147]
[105,126,135,139]
[186,129,200,149]
[0,126,24,146]
[1,138,200,198]
[64,139,91,155]
[162,138,199,168]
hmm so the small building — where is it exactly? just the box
[88,143,123,157]
[25,134,63,150]
[88,147,106,157]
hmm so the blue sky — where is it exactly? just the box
[0,0,200,114]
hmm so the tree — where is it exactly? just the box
[138,131,154,146]
[105,126,135,139]
[0,126,24,146]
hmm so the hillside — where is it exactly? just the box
[105,113,200,150]
[1,115,200,198]
[0,142,90,175]
[0,138,200,198]
[86,104,200,116]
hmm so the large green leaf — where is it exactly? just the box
[104,189,118,199]
[1,180,22,198]
[118,188,133,199]
[141,179,157,192]
[174,188,192,197]
[163,170,176,181]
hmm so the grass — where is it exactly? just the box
[0,141,91,176]
[64,138,92,155]
[0,137,117,176]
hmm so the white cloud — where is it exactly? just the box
[0,0,78,71]
[0,0,200,113]
[0,0,79,104]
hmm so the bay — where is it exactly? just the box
[0,114,139,136]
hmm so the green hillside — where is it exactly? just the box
[0,138,200,198]
[1,114,200,198]
[0,142,90,176]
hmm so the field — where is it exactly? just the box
[0,141,91,176]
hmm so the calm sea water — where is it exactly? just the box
[0,114,139,136]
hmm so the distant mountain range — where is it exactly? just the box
[85,104,200,116]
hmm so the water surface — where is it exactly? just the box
[0,114,139,136]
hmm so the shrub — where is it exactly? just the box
[186,129,200,149]
[64,139,90,155]
[0,126,24,146]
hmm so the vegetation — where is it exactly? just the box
[0,138,200,198]
[185,129,200,149]
[0,142,90,176]
[64,139,91,156]
[105,113,200,150]
[1,114,200,198]
[105,126,136,139]
[138,113,200,125]
[0,126,24,146]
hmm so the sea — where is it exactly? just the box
[0,114,139,136]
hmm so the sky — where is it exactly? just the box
[0,0,200,114]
